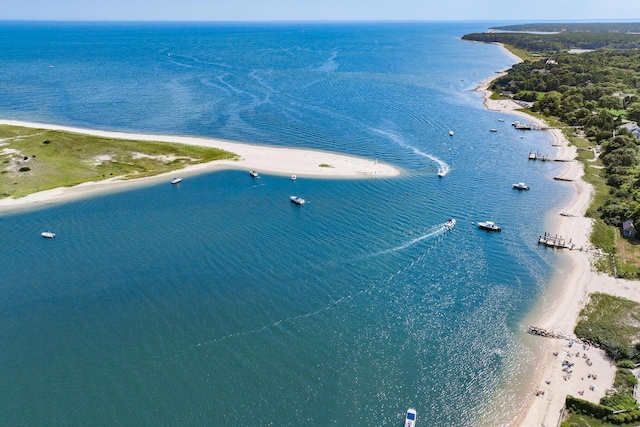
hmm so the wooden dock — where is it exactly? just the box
[512,121,536,130]
[512,121,555,131]
[538,232,575,249]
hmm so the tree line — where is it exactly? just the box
[462,31,640,53]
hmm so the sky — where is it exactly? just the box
[2,0,640,21]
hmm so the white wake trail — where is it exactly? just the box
[373,128,450,175]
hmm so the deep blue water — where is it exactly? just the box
[0,22,572,426]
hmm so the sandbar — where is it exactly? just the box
[476,43,640,427]
[0,119,400,211]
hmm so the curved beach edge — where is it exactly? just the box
[0,119,401,212]
[477,43,640,427]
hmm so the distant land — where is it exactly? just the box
[491,22,640,33]
[463,22,640,52]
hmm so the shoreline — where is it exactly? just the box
[477,44,640,426]
[0,119,400,212]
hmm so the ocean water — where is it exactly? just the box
[0,22,573,426]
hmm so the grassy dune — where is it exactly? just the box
[0,124,239,198]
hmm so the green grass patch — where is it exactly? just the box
[592,219,617,254]
[319,163,334,168]
[600,108,627,117]
[574,293,640,361]
[503,44,538,62]
[516,90,546,101]
[563,413,611,426]
[0,125,239,198]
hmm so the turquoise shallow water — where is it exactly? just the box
[0,22,573,425]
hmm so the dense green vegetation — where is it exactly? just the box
[0,125,239,198]
[464,25,640,276]
[464,23,640,53]
[463,31,640,53]
[494,23,640,34]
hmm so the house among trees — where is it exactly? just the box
[620,122,640,139]
[622,219,637,239]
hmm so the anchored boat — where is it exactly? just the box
[478,221,501,232]
[404,408,417,427]
[512,182,530,190]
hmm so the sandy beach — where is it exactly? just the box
[0,119,400,211]
[477,47,640,426]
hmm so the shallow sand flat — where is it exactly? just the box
[0,119,400,211]
[475,44,640,427]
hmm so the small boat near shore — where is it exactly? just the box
[249,170,259,178]
[444,219,456,230]
[513,182,530,190]
[170,177,182,184]
[404,408,417,427]
[290,195,305,205]
[478,221,501,232]
[41,231,56,238]
[291,175,297,181]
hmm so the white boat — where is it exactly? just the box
[170,177,182,184]
[438,169,445,177]
[249,170,259,178]
[41,231,56,238]
[498,118,505,122]
[478,221,501,232]
[449,130,454,136]
[404,408,417,427]
[291,175,297,181]
[444,219,456,230]
[513,182,530,190]
[489,128,498,132]
[290,195,305,205]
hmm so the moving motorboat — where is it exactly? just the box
[438,169,445,177]
[249,170,259,178]
[513,182,530,190]
[444,219,456,230]
[404,408,417,427]
[170,177,182,184]
[290,195,305,205]
[478,221,501,232]
[41,231,56,238]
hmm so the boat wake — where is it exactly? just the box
[373,128,450,176]
[192,287,370,348]
[366,221,454,258]
[190,221,455,350]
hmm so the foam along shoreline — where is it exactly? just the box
[0,119,400,211]
[477,44,640,427]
